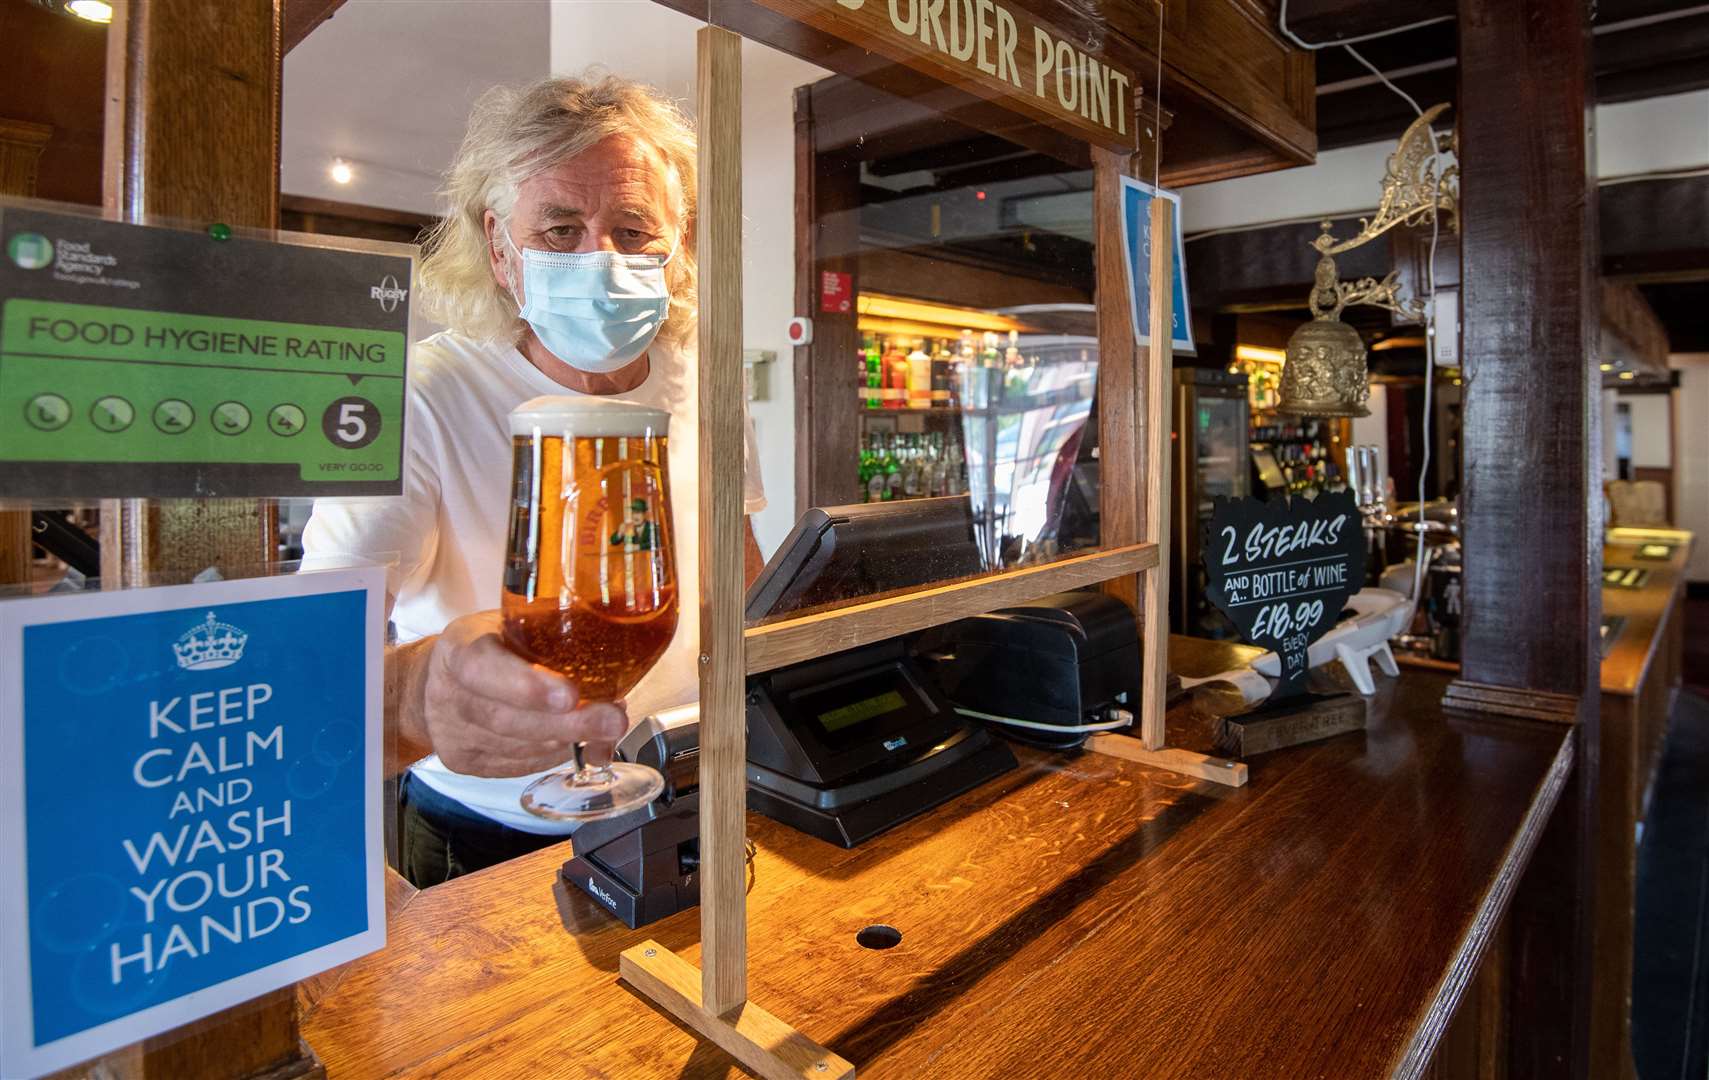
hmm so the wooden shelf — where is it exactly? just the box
[858,403,959,415]
[744,542,1160,674]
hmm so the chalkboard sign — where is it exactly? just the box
[1202,490,1367,698]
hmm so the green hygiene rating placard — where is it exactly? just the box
[0,204,412,498]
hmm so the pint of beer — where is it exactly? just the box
[502,396,678,702]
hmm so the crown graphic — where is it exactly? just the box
[173,611,248,671]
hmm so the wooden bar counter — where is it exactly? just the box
[302,637,1573,1079]
[1591,530,1695,1080]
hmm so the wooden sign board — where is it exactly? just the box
[1202,490,1366,699]
[747,0,1141,153]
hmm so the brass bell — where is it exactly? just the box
[1277,241,1376,419]
[1279,312,1370,418]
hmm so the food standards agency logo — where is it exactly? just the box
[7,232,53,270]
[173,610,249,671]
[370,274,407,313]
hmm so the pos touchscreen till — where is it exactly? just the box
[742,497,1017,847]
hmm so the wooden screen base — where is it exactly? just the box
[1214,691,1368,757]
[620,941,855,1080]
[1082,735,1249,787]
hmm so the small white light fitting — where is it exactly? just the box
[65,0,112,22]
[1618,371,1635,380]
[329,158,355,185]
[1599,362,1614,372]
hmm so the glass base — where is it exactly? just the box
[520,762,665,822]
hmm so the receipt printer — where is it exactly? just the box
[919,590,1142,749]
[562,705,701,928]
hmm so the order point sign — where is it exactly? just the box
[0,568,386,1078]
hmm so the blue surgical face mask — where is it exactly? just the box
[504,229,673,374]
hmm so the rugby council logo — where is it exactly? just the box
[370,274,407,313]
[7,233,52,270]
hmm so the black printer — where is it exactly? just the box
[920,589,1142,750]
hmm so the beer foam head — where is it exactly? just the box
[509,395,671,438]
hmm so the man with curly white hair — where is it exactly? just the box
[305,74,764,887]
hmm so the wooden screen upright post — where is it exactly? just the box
[1138,196,1174,750]
[695,21,749,1019]
[1082,187,1243,785]
[621,25,852,1080]
[88,2,313,1079]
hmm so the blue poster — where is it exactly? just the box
[0,568,385,1078]
[1118,176,1195,354]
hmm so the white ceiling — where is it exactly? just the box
[282,0,551,214]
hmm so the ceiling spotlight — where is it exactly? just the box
[329,158,354,185]
[1618,371,1636,380]
[1598,363,1613,372]
[34,0,113,22]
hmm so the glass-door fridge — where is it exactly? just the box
[1171,368,1250,636]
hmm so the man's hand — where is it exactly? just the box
[390,610,626,778]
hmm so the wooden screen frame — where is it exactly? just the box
[622,18,1241,1080]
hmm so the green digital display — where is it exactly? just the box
[0,204,412,499]
[817,689,907,733]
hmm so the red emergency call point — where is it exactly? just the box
[787,317,813,346]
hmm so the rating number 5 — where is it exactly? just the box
[322,396,381,450]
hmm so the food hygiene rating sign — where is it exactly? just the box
[0,568,385,1078]
[0,201,411,498]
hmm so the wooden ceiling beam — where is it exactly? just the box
[1279,0,1453,46]
[283,0,346,54]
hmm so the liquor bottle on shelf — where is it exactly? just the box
[857,437,875,501]
[898,435,920,497]
[863,436,888,503]
[883,436,902,500]
[863,334,882,410]
[945,436,965,496]
[883,338,908,410]
[907,340,932,410]
[931,340,953,407]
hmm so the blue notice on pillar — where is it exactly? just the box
[1118,176,1196,354]
[0,566,386,1078]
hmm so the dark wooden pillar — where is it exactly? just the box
[792,85,862,511]
[94,1,316,1078]
[1447,0,1601,1076]
[101,0,282,589]
[0,118,51,587]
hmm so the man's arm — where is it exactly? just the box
[382,611,627,779]
[383,523,769,778]
[384,637,436,776]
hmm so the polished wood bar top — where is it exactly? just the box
[304,638,1573,1079]
[1601,536,1694,697]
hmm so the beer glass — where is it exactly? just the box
[502,396,678,821]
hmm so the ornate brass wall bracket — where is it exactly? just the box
[1280,103,1459,418]
[1318,102,1459,258]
